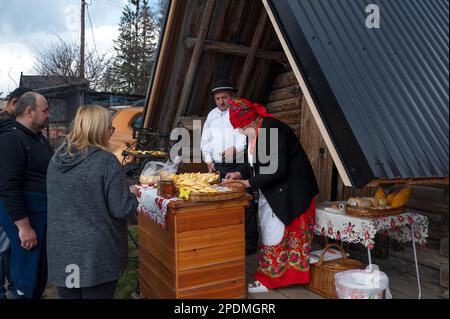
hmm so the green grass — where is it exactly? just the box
[114,225,139,299]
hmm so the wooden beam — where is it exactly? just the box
[143,0,178,129]
[367,177,449,187]
[184,38,286,63]
[172,0,216,128]
[237,11,268,96]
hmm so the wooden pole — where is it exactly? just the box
[237,11,268,96]
[80,0,86,79]
[172,0,216,128]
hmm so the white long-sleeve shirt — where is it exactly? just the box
[200,107,247,163]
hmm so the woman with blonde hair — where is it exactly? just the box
[46,105,138,299]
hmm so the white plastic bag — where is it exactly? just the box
[309,249,349,264]
[335,265,392,299]
[139,157,180,184]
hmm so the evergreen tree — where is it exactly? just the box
[109,0,162,95]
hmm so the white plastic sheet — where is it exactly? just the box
[140,157,181,183]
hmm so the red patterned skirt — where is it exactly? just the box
[254,197,316,289]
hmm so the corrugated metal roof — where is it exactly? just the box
[19,75,87,90]
[267,0,449,186]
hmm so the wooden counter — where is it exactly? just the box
[138,195,250,299]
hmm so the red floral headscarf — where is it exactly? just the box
[228,98,273,129]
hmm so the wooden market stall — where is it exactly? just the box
[136,0,449,298]
[138,196,250,299]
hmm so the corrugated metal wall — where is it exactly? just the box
[275,0,449,180]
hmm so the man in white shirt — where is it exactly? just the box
[200,80,258,255]
[201,80,246,174]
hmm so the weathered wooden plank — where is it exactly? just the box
[145,0,188,131]
[178,278,246,299]
[441,237,449,257]
[185,0,238,116]
[272,71,297,90]
[273,110,301,125]
[441,262,449,288]
[178,241,244,271]
[178,259,245,290]
[366,177,449,187]
[173,0,217,128]
[266,97,301,113]
[389,244,448,270]
[177,224,244,251]
[410,185,448,200]
[269,85,302,102]
[277,286,324,299]
[300,97,333,202]
[244,9,286,99]
[408,199,449,215]
[247,289,289,299]
[184,38,286,63]
[238,10,268,95]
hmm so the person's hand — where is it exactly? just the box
[241,180,251,189]
[222,178,250,189]
[130,185,140,197]
[221,147,236,162]
[224,172,242,180]
[15,218,37,250]
[207,162,215,173]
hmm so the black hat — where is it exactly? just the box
[6,87,33,100]
[209,80,236,95]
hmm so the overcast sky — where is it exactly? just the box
[0,0,160,98]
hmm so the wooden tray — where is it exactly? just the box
[189,190,244,202]
[345,205,406,218]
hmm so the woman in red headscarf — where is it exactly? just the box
[224,98,319,293]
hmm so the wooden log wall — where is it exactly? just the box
[267,71,334,203]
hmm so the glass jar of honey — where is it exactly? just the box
[159,178,176,199]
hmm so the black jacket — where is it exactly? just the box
[0,121,53,222]
[244,117,319,226]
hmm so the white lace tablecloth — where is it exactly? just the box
[136,185,178,229]
[314,206,429,250]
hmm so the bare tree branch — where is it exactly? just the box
[33,37,112,91]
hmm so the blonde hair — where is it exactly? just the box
[62,105,112,156]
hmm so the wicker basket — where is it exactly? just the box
[308,243,364,299]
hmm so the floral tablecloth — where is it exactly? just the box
[135,185,178,229]
[314,206,429,250]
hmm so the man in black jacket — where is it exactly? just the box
[0,87,33,299]
[0,92,53,299]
